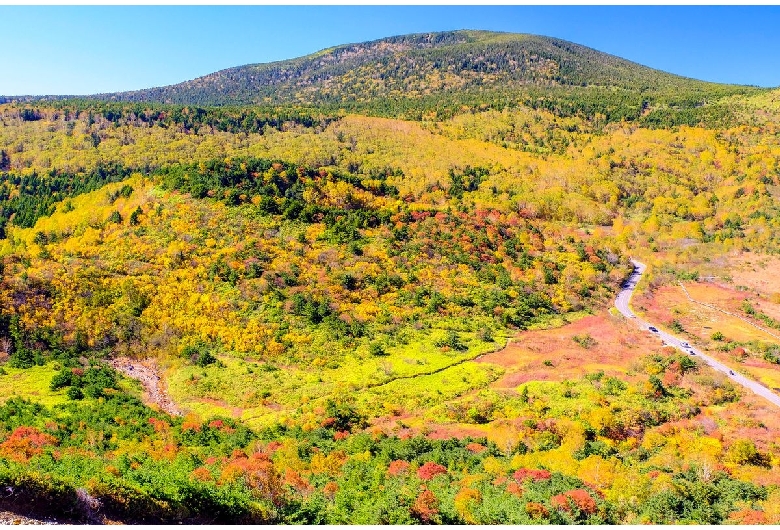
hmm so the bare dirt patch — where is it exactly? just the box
[110,357,182,416]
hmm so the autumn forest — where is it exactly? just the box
[1,30,780,524]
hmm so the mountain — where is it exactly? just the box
[97,30,758,109]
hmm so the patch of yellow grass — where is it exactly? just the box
[685,283,739,305]
[0,364,70,408]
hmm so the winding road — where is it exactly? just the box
[616,260,780,409]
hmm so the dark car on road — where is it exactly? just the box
[649,326,658,333]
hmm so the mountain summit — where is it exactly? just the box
[99,30,746,107]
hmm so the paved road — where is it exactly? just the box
[615,259,780,409]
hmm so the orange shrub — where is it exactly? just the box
[323,481,339,498]
[219,451,285,506]
[728,509,767,524]
[387,460,410,477]
[506,482,523,497]
[411,488,440,523]
[181,414,202,432]
[465,442,487,454]
[148,417,170,433]
[525,501,549,519]
[190,467,213,482]
[284,469,312,494]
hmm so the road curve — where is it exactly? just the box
[615,259,780,409]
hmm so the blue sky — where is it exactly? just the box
[3,5,780,96]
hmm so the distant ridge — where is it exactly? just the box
[82,30,753,107]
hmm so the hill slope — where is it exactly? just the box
[97,30,756,108]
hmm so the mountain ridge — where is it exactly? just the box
[6,30,762,109]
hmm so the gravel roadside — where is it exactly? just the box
[0,511,59,525]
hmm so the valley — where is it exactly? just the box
[0,29,779,524]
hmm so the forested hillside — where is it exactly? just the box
[0,33,780,524]
[15,31,763,126]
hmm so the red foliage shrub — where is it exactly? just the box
[525,501,549,519]
[731,347,747,359]
[411,488,440,523]
[208,419,236,434]
[667,360,682,374]
[465,442,486,454]
[518,207,534,219]
[513,468,552,482]
[550,494,571,512]
[321,417,336,428]
[333,430,349,441]
[662,370,680,388]
[162,443,178,458]
[565,489,597,515]
[0,426,58,462]
[582,482,606,498]
[250,451,271,462]
[417,462,447,480]
[387,460,410,477]
[265,441,283,453]
[219,451,284,506]
[410,211,431,222]
[551,489,597,515]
